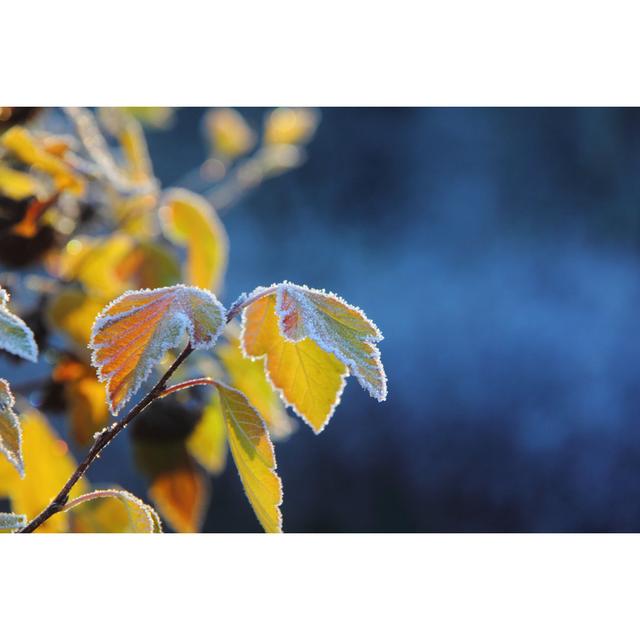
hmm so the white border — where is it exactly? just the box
[2,534,639,638]
[3,1,640,105]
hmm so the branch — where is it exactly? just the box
[18,284,276,533]
[18,343,194,533]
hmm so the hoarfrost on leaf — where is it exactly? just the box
[240,282,386,432]
[89,285,226,415]
[0,379,24,477]
[0,287,38,362]
[0,512,26,531]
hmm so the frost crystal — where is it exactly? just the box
[0,378,24,477]
[0,287,38,362]
[275,282,387,401]
[0,512,26,531]
[89,285,227,415]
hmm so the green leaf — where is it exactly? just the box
[0,287,38,362]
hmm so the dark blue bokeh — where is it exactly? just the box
[151,108,640,531]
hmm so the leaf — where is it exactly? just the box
[160,188,228,293]
[149,464,208,533]
[275,282,386,399]
[218,327,295,439]
[0,409,89,533]
[65,489,162,533]
[52,358,109,446]
[263,108,320,146]
[0,512,26,532]
[187,390,228,474]
[242,293,347,432]
[0,379,24,477]
[0,126,84,194]
[54,234,134,299]
[48,288,105,351]
[0,166,41,199]
[204,108,255,159]
[215,382,282,533]
[99,108,155,184]
[0,287,38,362]
[89,285,226,415]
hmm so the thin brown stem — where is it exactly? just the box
[18,343,194,533]
[18,283,277,533]
[157,377,215,399]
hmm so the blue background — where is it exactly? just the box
[157,107,640,532]
[148,108,640,531]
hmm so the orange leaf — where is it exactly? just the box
[149,464,208,533]
[89,285,226,415]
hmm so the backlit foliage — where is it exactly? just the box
[0,107,386,533]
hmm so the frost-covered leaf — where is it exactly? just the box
[215,382,282,533]
[160,188,228,293]
[0,379,24,477]
[0,287,38,362]
[187,390,228,474]
[1,126,84,194]
[218,327,295,439]
[0,512,26,531]
[149,464,208,533]
[263,108,319,146]
[53,358,109,446]
[205,108,255,159]
[0,409,88,533]
[65,489,162,533]
[242,293,347,432]
[90,285,226,415]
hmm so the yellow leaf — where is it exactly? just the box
[216,382,282,533]
[89,285,226,414]
[99,108,154,184]
[205,108,255,159]
[113,193,159,238]
[1,126,84,195]
[187,390,228,474]
[218,328,295,439]
[160,188,228,293]
[0,379,23,476]
[0,166,41,199]
[55,234,134,299]
[242,294,347,432]
[0,409,88,533]
[276,282,387,401]
[263,108,320,146]
[66,489,162,533]
[149,464,208,533]
[117,240,181,290]
[53,358,109,446]
[48,288,105,352]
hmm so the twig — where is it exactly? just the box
[18,285,278,533]
[18,343,194,533]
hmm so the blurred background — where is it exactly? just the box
[6,107,640,532]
